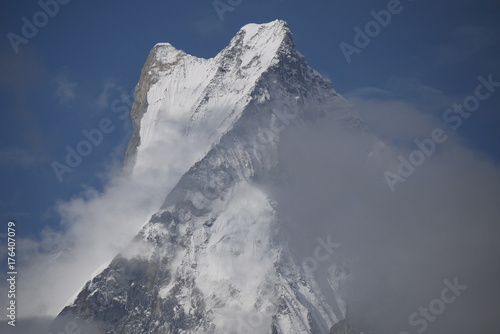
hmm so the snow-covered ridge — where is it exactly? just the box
[127,20,299,214]
[54,20,360,334]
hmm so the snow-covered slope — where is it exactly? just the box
[53,20,364,334]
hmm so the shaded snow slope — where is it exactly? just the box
[53,20,365,334]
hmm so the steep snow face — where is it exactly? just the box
[164,182,281,334]
[54,20,363,334]
[129,20,295,194]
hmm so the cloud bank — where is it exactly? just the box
[269,86,500,333]
[1,78,499,334]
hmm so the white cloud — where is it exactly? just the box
[0,168,170,318]
[0,109,210,319]
[2,73,499,333]
[268,89,500,333]
[345,88,448,146]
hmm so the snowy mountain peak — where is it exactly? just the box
[238,19,292,50]
[53,21,362,334]
[151,42,189,66]
[240,19,289,36]
[216,20,294,72]
[124,20,313,184]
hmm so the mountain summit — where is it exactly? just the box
[52,20,364,334]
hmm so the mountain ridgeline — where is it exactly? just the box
[51,20,369,334]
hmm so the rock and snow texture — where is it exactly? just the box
[54,20,364,334]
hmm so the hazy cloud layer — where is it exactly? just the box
[1,81,499,333]
[0,121,209,321]
[269,92,500,333]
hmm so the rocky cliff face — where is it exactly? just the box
[52,20,366,334]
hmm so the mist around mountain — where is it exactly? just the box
[2,20,500,334]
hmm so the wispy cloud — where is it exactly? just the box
[269,84,500,333]
[53,71,77,104]
[0,112,210,319]
[96,80,128,110]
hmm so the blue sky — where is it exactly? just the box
[1,0,500,328]
[1,0,499,239]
